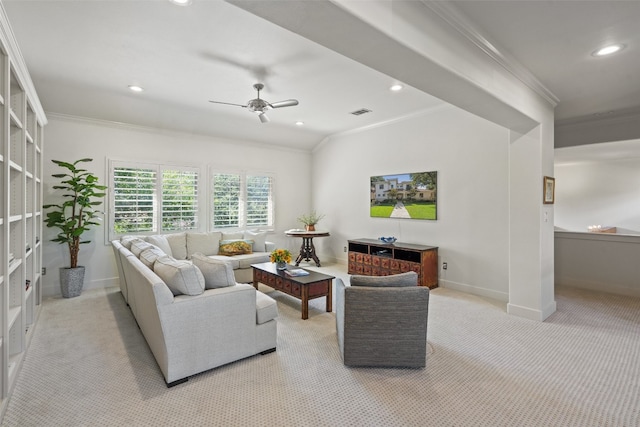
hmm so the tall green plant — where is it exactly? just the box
[43,158,107,268]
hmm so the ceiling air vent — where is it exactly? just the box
[350,108,372,116]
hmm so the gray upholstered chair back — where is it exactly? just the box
[336,272,429,368]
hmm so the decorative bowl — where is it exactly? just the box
[379,236,397,244]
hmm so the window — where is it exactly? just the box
[211,171,274,230]
[109,161,200,238]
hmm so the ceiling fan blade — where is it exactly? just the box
[259,113,270,123]
[208,100,247,108]
[269,99,299,109]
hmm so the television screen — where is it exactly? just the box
[370,171,437,220]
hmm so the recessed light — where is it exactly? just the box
[295,121,304,126]
[128,85,144,93]
[170,0,192,5]
[592,44,625,57]
[390,84,403,91]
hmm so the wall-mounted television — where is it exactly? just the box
[370,171,437,220]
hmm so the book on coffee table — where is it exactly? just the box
[284,268,310,277]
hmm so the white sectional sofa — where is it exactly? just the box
[116,231,275,302]
[111,233,278,387]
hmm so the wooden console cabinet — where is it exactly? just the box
[347,239,438,289]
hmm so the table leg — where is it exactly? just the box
[326,279,332,313]
[301,284,309,320]
[252,269,259,290]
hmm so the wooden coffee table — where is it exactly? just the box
[251,262,334,319]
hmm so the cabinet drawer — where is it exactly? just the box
[355,253,364,263]
[380,258,390,269]
[363,265,372,275]
[363,254,372,265]
[348,252,356,262]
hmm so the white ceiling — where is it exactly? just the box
[4,0,640,150]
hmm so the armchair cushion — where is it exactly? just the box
[350,271,418,287]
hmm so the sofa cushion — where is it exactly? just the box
[191,253,236,288]
[121,236,144,250]
[244,230,267,252]
[166,233,188,260]
[256,291,278,324]
[131,240,155,257]
[154,255,205,296]
[222,231,244,241]
[219,240,253,256]
[139,247,166,270]
[233,252,271,269]
[350,271,418,288]
[186,232,222,258]
[146,235,173,257]
[207,255,240,269]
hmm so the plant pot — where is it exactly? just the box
[305,224,316,232]
[276,261,287,270]
[60,266,85,298]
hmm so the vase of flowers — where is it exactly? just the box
[270,248,292,270]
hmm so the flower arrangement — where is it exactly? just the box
[270,248,292,264]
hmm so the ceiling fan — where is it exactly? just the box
[209,83,299,123]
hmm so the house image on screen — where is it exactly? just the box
[370,174,436,204]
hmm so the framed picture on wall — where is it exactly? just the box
[370,171,437,220]
[543,176,555,204]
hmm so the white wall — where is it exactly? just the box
[42,115,312,297]
[555,142,640,234]
[312,105,511,301]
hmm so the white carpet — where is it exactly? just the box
[2,275,639,426]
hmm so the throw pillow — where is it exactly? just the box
[219,239,253,256]
[121,236,144,250]
[131,240,155,257]
[191,253,236,289]
[166,233,188,260]
[146,235,173,257]
[244,230,267,252]
[186,232,222,258]
[350,271,418,288]
[154,255,205,296]
[139,247,166,270]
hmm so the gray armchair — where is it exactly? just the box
[335,272,429,368]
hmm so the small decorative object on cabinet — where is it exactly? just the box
[44,159,107,298]
[296,210,325,232]
[348,238,438,289]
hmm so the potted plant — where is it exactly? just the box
[43,158,107,298]
[296,210,325,231]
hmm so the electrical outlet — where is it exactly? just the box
[42,267,46,275]
[343,246,347,252]
[442,262,447,270]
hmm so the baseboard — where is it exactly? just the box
[556,277,640,298]
[507,300,556,321]
[439,279,508,302]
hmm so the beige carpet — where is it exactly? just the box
[2,276,639,426]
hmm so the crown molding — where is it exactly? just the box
[46,112,312,154]
[421,0,559,108]
[0,3,47,124]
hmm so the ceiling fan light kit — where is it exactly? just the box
[209,83,299,123]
